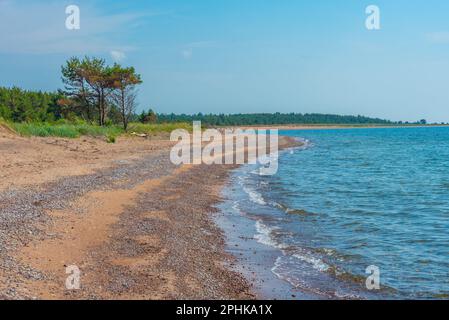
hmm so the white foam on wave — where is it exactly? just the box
[271,256,332,298]
[231,200,241,213]
[292,253,330,272]
[254,220,289,250]
[237,171,268,206]
[271,256,297,285]
[254,220,278,247]
[242,185,266,205]
[294,137,313,150]
[257,225,330,273]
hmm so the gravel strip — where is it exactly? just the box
[0,150,176,299]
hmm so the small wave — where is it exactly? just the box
[254,220,279,247]
[254,220,329,274]
[292,137,313,151]
[292,252,330,272]
[231,201,241,213]
[242,185,266,205]
[271,256,334,298]
[271,256,307,289]
[236,172,267,205]
[286,208,309,215]
[254,220,290,250]
[274,202,313,215]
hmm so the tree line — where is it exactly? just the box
[0,87,63,122]
[0,57,148,131]
[157,112,396,126]
[0,56,432,127]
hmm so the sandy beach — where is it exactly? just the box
[2,0,449,304]
[0,126,298,299]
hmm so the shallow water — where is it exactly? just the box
[220,127,449,299]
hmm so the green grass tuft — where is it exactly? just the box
[106,134,117,143]
[6,122,192,139]
[10,123,80,138]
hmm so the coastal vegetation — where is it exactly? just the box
[157,113,433,127]
[1,119,191,139]
[157,112,395,126]
[0,56,189,139]
[0,56,436,140]
[61,56,142,129]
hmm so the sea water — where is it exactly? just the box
[219,127,449,299]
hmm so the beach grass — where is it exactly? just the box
[126,122,192,134]
[6,121,192,139]
[10,122,121,138]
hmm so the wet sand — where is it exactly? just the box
[215,200,316,300]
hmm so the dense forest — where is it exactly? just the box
[0,87,63,122]
[1,90,398,126]
[157,112,397,126]
[1,86,428,126]
[0,86,142,126]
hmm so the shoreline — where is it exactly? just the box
[214,139,323,300]
[217,126,449,300]
[1,153,253,299]
[214,187,318,300]
[213,138,379,300]
[213,136,310,300]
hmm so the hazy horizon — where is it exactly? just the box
[1,0,449,122]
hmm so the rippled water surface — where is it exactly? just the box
[223,127,449,299]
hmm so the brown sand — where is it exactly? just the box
[0,131,173,191]
[0,128,299,299]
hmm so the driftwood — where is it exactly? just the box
[130,132,148,138]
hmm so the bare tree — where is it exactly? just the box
[111,86,138,131]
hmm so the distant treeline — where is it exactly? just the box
[157,112,397,126]
[1,86,431,127]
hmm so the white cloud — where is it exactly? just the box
[0,1,148,54]
[110,50,126,62]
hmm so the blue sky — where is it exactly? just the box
[1,0,449,122]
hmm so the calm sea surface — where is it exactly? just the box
[221,127,449,299]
